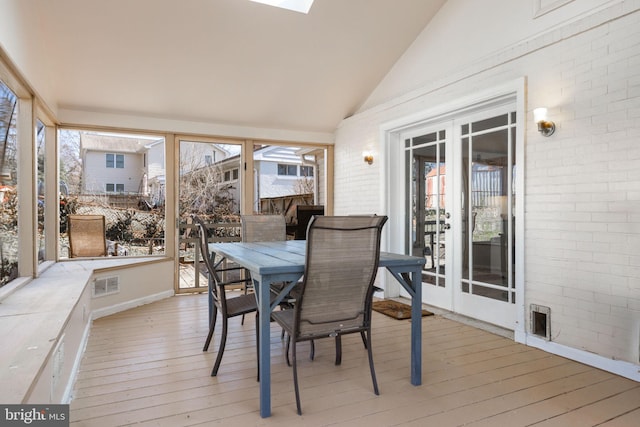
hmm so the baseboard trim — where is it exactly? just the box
[91,290,175,320]
[524,333,640,382]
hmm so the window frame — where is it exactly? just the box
[106,153,125,169]
[59,128,168,260]
[105,183,125,193]
[277,163,298,176]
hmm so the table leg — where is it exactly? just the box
[256,274,272,418]
[386,266,423,386]
[409,266,422,385]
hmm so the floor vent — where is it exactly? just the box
[93,276,119,297]
[530,304,551,340]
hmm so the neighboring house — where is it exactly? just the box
[179,141,233,175]
[80,133,166,204]
[145,139,166,207]
[80,133,148,195]
[253,145,320,200]
[215,145,324,212]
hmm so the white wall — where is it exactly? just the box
[90,260,174,317]
[361,0,621,111]
[335,0,640,375]
[83,151,145,193]
[147,141,165,182]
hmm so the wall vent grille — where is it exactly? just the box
[93,276,119,297]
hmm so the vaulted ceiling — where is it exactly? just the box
[37,0,445,133]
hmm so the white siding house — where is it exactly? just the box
[145,139,166,206]
[254,145,320,199]
[219,145,326,213]
[80,133,148,194]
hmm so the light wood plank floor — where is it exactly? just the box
[70,293,640,426]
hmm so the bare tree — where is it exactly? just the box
[294,177,314,195]
[179,142,238,221]
[59,129,82,194]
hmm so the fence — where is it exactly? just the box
[177,219,241,293]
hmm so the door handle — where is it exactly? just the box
[443,223,451,230]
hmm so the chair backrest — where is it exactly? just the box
[294,215,388,338]
[67,214,107,258]
[241,214,286,242]
[192,214,250,309]
[192,214,223,307]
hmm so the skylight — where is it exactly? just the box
[250,0,314,14]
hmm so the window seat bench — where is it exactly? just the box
[0,257,169,404]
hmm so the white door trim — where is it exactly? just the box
[381,77,526,338]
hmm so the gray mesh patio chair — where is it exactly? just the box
[193,214,262,376]
[241,214,303,337]
[241,214,286,243]
[271,215,388,415]
[241,214,288,322]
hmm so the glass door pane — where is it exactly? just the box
[406,130,447,288]
[177,139,242,293]
[460,112,515,303]
[253,143,326,239]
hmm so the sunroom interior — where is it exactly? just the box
[1,0,639,423]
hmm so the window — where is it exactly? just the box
[205,155,212,165]
[36,120,46,264]
[277,164,297,176]
[60,129,166,259]
[106,183,124,193]
[106,153,124,168]
[0,81,18,288]
[254,144,326,215]
[224,168,239,182]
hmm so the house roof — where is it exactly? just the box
[80,133,154,154]
[34,0,445,133]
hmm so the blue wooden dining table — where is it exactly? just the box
[208,239,426,418]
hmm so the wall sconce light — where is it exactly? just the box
[533,107,555,137]
[363,151,374,165]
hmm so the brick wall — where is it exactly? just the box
[335,2,640,366]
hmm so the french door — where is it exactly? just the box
[403,104,518,329]
[405,126,453,310]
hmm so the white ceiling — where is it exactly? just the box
[38,0,445,133]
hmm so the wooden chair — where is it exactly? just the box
[193,214,261,376]
[271,215,388,415]
[67,214,108,258]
